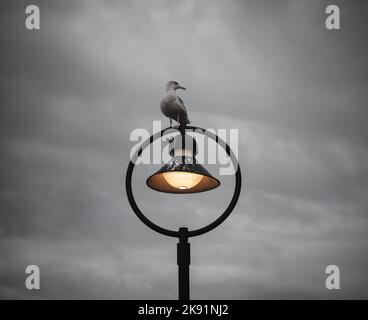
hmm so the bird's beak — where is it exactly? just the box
[177,85,186,90]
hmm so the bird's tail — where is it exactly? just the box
[183,116,190,125]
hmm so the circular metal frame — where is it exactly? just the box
[125,125,242,238]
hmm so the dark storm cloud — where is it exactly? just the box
[0,0,367,299]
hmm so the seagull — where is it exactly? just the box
[160,81,190,127]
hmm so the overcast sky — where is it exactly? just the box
[1,0,368,299]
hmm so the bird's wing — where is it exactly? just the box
[176,96,190,124]
[177,96,187,114]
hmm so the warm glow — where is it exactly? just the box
[162,172,203,190]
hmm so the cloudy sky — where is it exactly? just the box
[1,0,367,299]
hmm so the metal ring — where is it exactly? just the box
[125,125,242,238]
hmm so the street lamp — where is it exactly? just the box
[146,133,220,193]
[125,125,241,300]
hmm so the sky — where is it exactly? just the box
[0,0,367,299]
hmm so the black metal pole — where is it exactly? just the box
[126,125,242,300]
[177,227,190,300]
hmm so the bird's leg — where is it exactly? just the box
[173,118,180,128]
[170,118,172,127]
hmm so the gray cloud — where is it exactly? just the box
[0,0,367,299]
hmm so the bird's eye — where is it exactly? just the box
[174,81,178,85]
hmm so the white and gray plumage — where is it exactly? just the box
[160,81,190,127]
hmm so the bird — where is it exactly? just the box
[160,81,190,127]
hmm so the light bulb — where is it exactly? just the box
[162,172,203,190]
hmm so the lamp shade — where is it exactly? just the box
[146,133,220,193]
[146,161,220,193]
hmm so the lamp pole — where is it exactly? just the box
[177,227,190,300]
[125,125,241,300]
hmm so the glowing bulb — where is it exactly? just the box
[162,172,203,190]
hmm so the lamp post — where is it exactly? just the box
[125,125,241,300]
